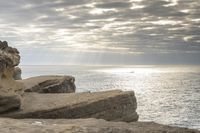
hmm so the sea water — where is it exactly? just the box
[20,65,200,129]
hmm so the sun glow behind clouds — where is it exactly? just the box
[164,0,179,6]
[0,0,200,65]
[89,8,117,15]
[151,20,182,25]
[130,3,145,9]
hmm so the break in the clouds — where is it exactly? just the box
[0,0,200,65]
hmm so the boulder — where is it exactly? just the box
[0,118,199,133]
[2,90,138,122]
[13,67,22,80]
[22,75,76,93]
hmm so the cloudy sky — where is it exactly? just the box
[0,0,200,65]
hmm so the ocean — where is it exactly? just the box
[20,65,200,130]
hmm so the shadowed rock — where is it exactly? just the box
[0,94,21,113]
[2,90,138,122]
[0,118,199,133]
[22,75,76,93]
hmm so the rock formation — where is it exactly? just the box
[0,40,76,115]
[22,75,76,93]
[0,118,199,133]
[0,41,23,93]
[13,67,22,80]
[0,41,23,113]
[2,90,138,122]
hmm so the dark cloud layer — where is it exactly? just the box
[0,0,200,64]
[95,2,132,9]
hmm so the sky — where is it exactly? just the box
[0,0,200,65]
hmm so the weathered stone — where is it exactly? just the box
[0,41,23,114]
[0,40,23,94]
[0,94,21,113]
[22,75,75,93]
[0,118,199,133]
[0,41,8,50]
[13,67,22,80]
[0,41,20,67]
[2,90,138,122]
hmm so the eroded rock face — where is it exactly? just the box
[2,90,138,122]
[13,67,22,80]
[22,76,76,93]
[0,94,21,113]
[0,118,199,133]
[0,41,23,92]
[0,41,23,113]
[0,41,20,68]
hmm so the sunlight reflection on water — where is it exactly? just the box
[21,65,200,130]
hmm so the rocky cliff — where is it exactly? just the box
[0,41,23,113]
[0,41,23,94]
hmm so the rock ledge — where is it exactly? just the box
[2,90,138,122]
[0,118,199,133]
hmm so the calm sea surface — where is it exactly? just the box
[20,65,200,129]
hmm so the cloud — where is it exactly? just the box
[0,0,199,64]
[95,2,132,9]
